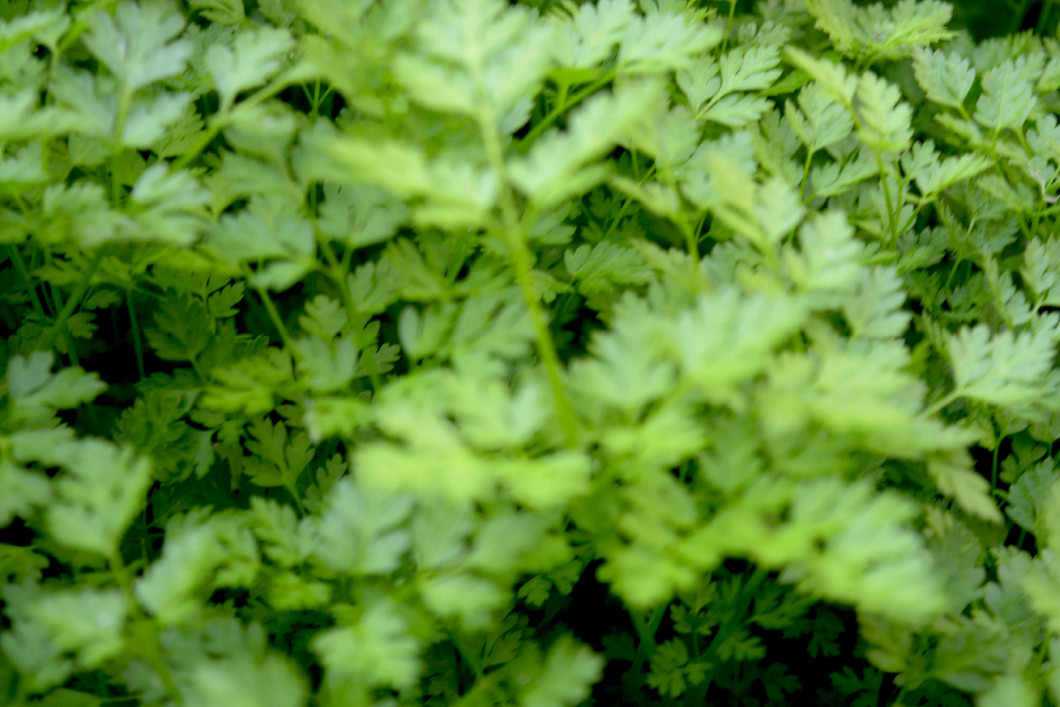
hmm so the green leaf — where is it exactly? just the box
[146,293,215,362]
[946,324,1056,407]
[647,639,692,698]
[0,461,51,526]
[783,211,866,304]
[189,0,245,25]
[122,92,193,148]
[46,441,152,557]
[800,0,858,56]
[82,1,190,92]
[784,47,857,108]
[1006,460,1056,536]
[5,352,106,424]
[665,289,808,407]
[311,597,421,692]
[1,585,127,692]
[928,449,1004,523]
[975,59,1037,133]
[843,267,911,339]
[855,72,913,152]
[616,8,721,74]
[185,652,308,707]
[517,636,603,707]
[568,305,674,417]
[311,479,413,575]
[242,417,314,492]
[913,47,976,109]
[786,83,854,152]
[905,142,991,196]
[292,335,357,393]
[718,44,782,95]
[701,93,772,128]
[509,80,665,208]
[1021,237,1060,307]
[419,574,505,629]
[206,26,294,111]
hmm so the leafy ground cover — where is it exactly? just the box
[3,0,1060,704]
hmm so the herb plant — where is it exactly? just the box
[3,0,1060,704]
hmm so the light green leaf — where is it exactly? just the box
[975,59,1037,133]
[82,1,190,92]
[947,324,1056,407]
[46,441,153,557]
[6,352,106,423]
[206,26,294,111]
[121,93,193,148]
[913,47,976,109]
[843,267,911,339]
[311,597,421,691]
[419,574,506,629]
[519,636,604,707]
[311,479,413,575]
[509,80,665,208]
[617,8,721,74]
[786,83,854,152]
[855,72,913,152]
[928,449,1003,523]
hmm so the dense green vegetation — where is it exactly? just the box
[4,0,1060,705]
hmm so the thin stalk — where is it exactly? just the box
[720,0,738,54]
[478,113,580,447]
[250,281,292,350]
[518,72,617,147]
[42,247,105,351]
[173,73,295,170]
[7,245,45,316]
[319,240,381,393]
[924,390,960,417]
[108,550,184,704]
[126,289,146,381]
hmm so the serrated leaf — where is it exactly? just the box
[1007,460,1056,536]
[975,59,1037,133]
[617,9,721,74]
[947,324,1056,407]
[311,597,420,691]
[82,1,190,92]
[519,636,603,707]
[206,26,294,111]
[855,72,913,152]
[913,47,976,109]
[46,441,152,556]
[786,83,854,152]
[510,80,664,208]
[6,352,106,422]
[843,267,911,339]
[929,449,1003,522]
[312,479,413,575]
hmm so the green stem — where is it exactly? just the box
[319,240,381,393]
[630,603,667,675]
[42,247,105,351]
[720,0,738,54]
[518,72,617,147]
[250,282,292,350]
[108,550,184,705]
[800,148,816,202]
[173,73,295,170]
[479,113,580,447]
[6,245,45,316]
[924,390,960,417]
[126,289,146,381]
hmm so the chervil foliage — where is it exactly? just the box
[6,0,1060,705]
